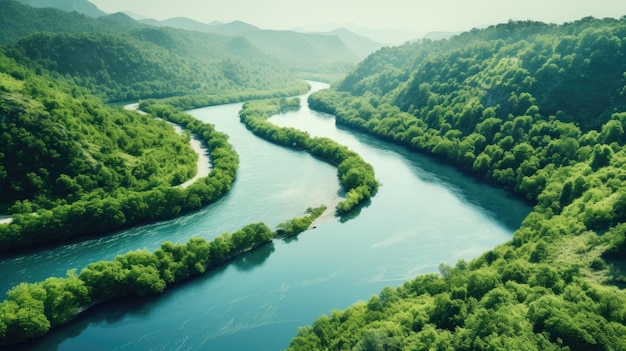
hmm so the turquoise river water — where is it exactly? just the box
[1,81,531,350]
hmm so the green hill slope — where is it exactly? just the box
[15,0,106,17]
[141,17,360,79]
[0,0,306,102]
[0,0,103,44]
[0,49,241,251]
[0,1,310,250]
[289,17,626,351]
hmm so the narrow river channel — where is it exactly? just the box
[3,82,531,350]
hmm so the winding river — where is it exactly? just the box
[2,82,531,350]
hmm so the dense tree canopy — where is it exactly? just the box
[0,0,314,251]
[4,5,626,349]
[0,48,243,251]
[0,0,321,102]
[7,29,306,102]
[288,17,626,351]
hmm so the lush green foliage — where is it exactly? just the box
[9,29,305,102]
[0,222,275,345]
[288,17,626,350]
[277,205,328,237]
[0,52,196,206]
[1,0,306,102]
[0,50,240,251]
[288,259,626,351]
[140,80,310,112]
[0,0,116,45]
[239,98,379,214]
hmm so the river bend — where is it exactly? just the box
[2,81,531,350]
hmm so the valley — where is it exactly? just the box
[1,1,626,350]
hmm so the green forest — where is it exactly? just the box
[0,0,312,252]
[2,0,626,349]
[0,198,326,344]
[0,0,308,102]
[288,17,626,351]
[0,48,243,251]
[0,0,343,345]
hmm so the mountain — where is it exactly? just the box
[297,23,421,45]
[345,24,421,45]
[0,0,101,44]
[136,16,359,78]
[142,17,357,61]
[0,0,304,101]
[0,1,148,45]
[15,0,105,17]
[207,20,261,35]
[143,17,261,36]
[317,27,384,59]
[422,30,460,41]
[242,29,357,62]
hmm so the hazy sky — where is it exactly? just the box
[89,0,626,35]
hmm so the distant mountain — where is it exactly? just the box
[291,22,340,33]
[155,18,261,36]
[122,11,147,20]
[0,1,151,45]
[295,23,421,45]
[422,31,460,41]
[98,11,142,27]
[0,0,102,44]
[317,27,384,59]
[140,17,359,69]
[243,29,357,61]
[15,0,105,17]
[0,1,302,101]
[343,24,421,45]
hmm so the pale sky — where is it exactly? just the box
[89,0,626,35]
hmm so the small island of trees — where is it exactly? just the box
[239,97,379,215]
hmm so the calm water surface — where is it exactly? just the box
[3,82,531,350]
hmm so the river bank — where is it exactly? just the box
[124,103,212,188]
[1,82,531,350]
[0,105,211,227]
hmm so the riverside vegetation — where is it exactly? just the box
[0,50,240,251]
[238,97,379,215]
[0,0,313,252]
[0,80,379,344]
[286,17,626,351]
[0,214,325,344]
[1,2,626,349]
[0,3,376,342]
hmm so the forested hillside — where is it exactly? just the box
[289,17,626,350]
[0,0,139,45]
[0,0,312,251]
[139,17,376,80]
[0,47,242,251]
[0,0,307,102]
[15,0,106,17]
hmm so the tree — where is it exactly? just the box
[79,261,126,300]
[590,144,613,170]
[125,265,166,296]
[41,272,90,326]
